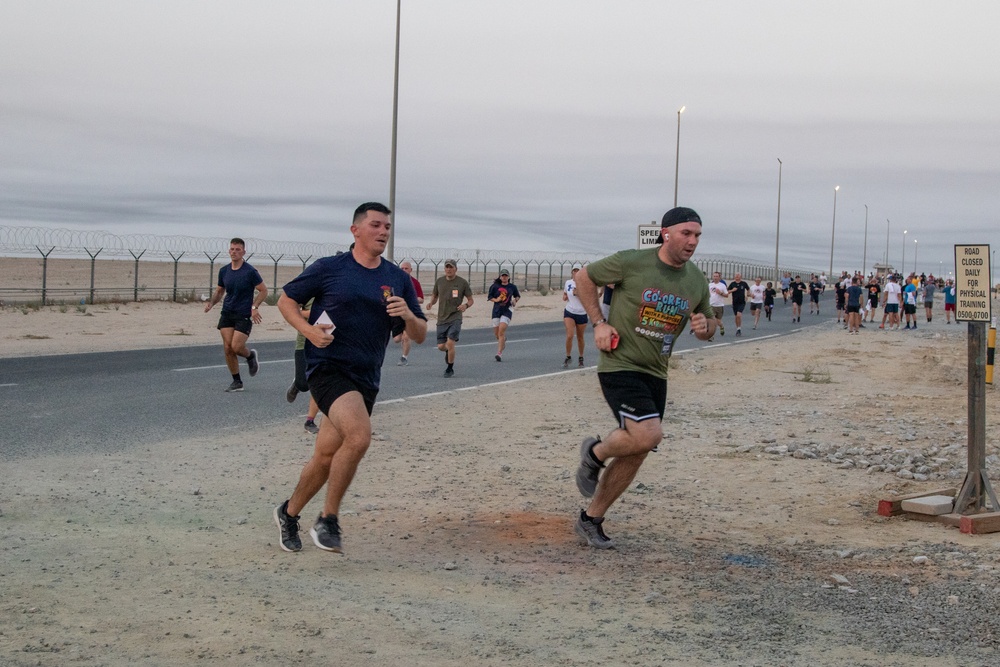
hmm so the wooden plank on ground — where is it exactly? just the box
[959,512,1000,534]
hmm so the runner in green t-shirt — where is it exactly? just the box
[570,206,715,549]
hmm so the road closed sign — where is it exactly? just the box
[638,224,661,249]
[954,244,992,322]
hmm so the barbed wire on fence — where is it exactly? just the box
[0,225,813,272]
[0,225,816,304]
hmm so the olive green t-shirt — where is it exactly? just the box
[432,275,473,325]
[586,248,712,379]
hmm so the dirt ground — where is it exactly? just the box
[2,284,1000,666]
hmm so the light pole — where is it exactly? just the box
[673,105,685,207]
[885,219,890,270]
[828,185,840,281]
[862,204,869,278]
[902,229,908,276]
[913,239,918,276]
[774,158,782,284]
[387,0,402,261]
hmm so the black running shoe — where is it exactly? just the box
[274,500,302,552]
[247,349,259,377]
[444,367,454,378]
[286,382,299,403]
[310,514,343,553]
[225,380,244,392]
[495,354,502,362]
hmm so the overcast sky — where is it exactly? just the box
[2,1,998,275]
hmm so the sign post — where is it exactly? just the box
[953,244,996,515]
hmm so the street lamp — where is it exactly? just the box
[885,219,890,269]
[774,158,782,284]
[828,185,839,281]
[673,106,685,207]
[862,204,869,278]
[913,239,918,276]
[387,0,402,261]
[902,229,908,276]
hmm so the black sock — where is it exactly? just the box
[581,510,599,523]
[446,363,454,371]
[232,373,242,382]
[587,440,604,467]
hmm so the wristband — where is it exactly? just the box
[592,319,607,328]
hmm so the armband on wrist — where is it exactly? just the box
[592,319,607,328]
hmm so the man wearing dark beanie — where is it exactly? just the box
[570,206,715,549]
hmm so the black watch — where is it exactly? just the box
[592,319,607,328]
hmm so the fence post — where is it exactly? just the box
[129,249,146,302]
[205,252,220,296]
[298,255,312,271]
[85,247,103,304]
[269,254,284,293]
[35,246,55,305]
[169,251,185,302]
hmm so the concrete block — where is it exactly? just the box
[900,495,955,515]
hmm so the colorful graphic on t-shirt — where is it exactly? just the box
[638,288,689,336]
[381,285,394,304]
[494,287,509,305]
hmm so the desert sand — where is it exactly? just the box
[2,284,1000,666]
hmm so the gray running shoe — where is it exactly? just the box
[225,380,244,392]
[397,355,408,366]
[310,514,343,553]
[575,436,602,498]
[247,349,259,377]
[563,356,571,368]
[575,511,615,549]
[286,382,299,403]
[304,419,319,435]
[274,500,302,552]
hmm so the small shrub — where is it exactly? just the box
[265,292,281,306]
[76,304,87,314]
[537,285,550,296]
[798,366,831,384]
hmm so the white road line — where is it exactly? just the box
[375,367,589,405]
[455,337,538,348]
[0,383,18,387]
[173,359,291,372]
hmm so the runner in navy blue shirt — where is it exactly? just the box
[273,202,427,555]
[203,238,267,392]
[488,268,520,361]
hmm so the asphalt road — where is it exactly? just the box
[0,292,835,460]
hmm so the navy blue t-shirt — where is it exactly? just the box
[218,262,263,317]
[281,253,426,392]
[488,281,520,319]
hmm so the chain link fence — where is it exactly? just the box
[0,225,813,304]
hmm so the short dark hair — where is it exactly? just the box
[230,238,245,247]
[353,202,391,223]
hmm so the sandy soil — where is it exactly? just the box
[2,283,1000,666]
